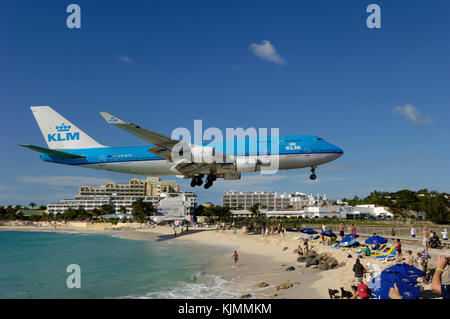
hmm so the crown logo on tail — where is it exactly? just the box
[55,123,71,132]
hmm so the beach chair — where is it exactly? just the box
[374,247,396,262]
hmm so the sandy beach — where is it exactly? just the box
[1,222,448,299]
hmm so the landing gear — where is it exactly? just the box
[310,167,317,180]
[190,175,204,187]
[204,174,217,189]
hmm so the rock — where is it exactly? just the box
[318,262,330,271]
[317,253,330,261]
[329,258,339,268]
[275,282,294,290]
[305,258,319,268]
[305,250,317,258]
[241,294,252,299]
[338,262,346,268]
[286,266,295,271]
[255,282,269,288]
[297,256,307,262]
[270,293,279,299]
[283,247,289,251]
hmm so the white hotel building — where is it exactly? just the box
[222,191,327,210]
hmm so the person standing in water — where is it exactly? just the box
[232,250,239,268]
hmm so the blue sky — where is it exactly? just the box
[1,0,449,206]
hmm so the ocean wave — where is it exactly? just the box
[119,273,241,299]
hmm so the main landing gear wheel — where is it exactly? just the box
[310,167,317,180]
[204,174,216,189]
[190,175,204,187]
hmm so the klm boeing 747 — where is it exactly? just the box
[21,106,343,189]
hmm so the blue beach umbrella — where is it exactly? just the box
[299,228,318,234]
[320,230,337,237]
[367,272,420,299]
[365,235,388,245]
[383,263,424,279]
[341,234,359,243]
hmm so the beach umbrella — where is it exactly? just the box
[320,230,337,237]
[299,228,317,234]
[367,272,420,299]
[341,234,359,243]
[382,263,424,279]
[365,235,388,245]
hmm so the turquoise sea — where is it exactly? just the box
[0,231,237,299]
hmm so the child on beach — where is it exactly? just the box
[418,251,430,284]
[403,250,414,266]
[395,239,402,263]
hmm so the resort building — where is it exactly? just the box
[222,191,326,210]
[79,177,179,197]
[154,192,198,222]
[46,195,159,215]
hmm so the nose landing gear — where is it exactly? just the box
[310,167,317,180]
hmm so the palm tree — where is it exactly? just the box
[29,202,37,208]
[249,204,260,218]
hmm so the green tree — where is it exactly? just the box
[99,204,115,215]
[249,204,260,217]
[131,198,156,222]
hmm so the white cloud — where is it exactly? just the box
[117,56,134,64]
[393,104,431,126]
[249,40,285,65]
[232,65,241,71]
[17,176,113,188]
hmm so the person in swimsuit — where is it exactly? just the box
[339,223,345,240]
[232,250,239,268]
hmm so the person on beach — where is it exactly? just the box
[431,255,450,299]
[232,250,239,268]
[351,224,356,235]
[339,223,344,240]
[403,250,414,266]
[353,258,365,284]
[395,239,402,263]
[388,282,403,299]
[303,238,309,252]
[297,244,304,256]
[322,224,327,232]
[423,227,430,251]
[391,228,395,236]
[418,251,430,284]
[350,279,371,299]
[411,226,416,238]
[442,229,448,241]
[364,246,371,257]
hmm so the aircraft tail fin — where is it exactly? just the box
[30,106,105,149]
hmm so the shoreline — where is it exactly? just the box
[1,224,446,299]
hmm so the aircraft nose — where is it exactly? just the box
[330,143,344,156]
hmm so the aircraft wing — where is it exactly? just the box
[100,112,236,176]
[100,112,179,161]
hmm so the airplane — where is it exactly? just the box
[20,106,344,189]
